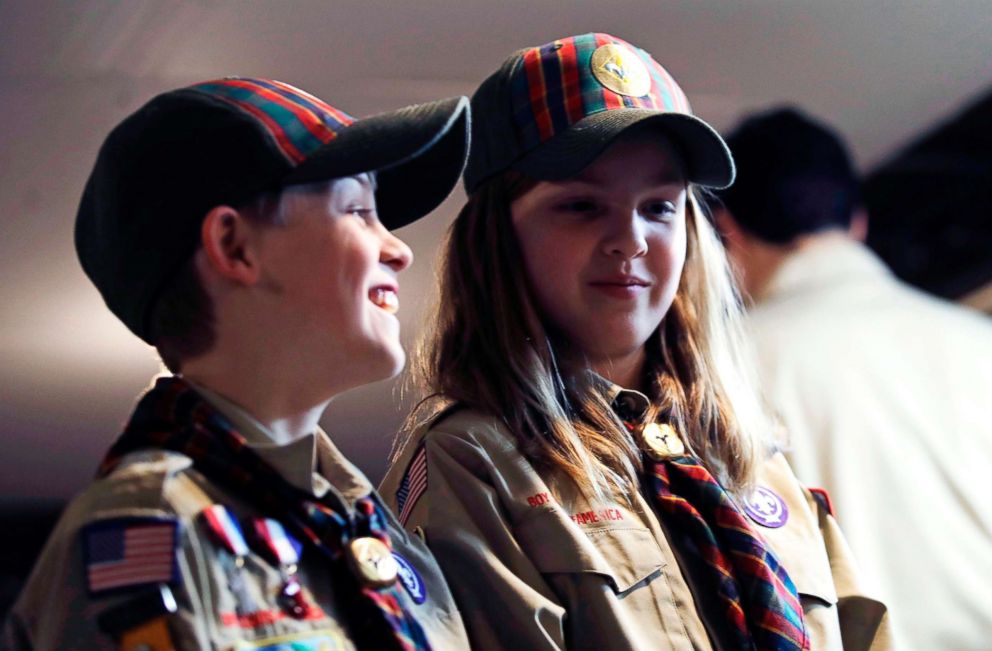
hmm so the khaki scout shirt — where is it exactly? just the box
[3,384,468,651]
[380,398,892,651]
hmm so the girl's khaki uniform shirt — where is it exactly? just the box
[381,404,893,651]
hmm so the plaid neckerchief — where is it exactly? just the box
[99,376,431,651]
[612,389,809,651]
[647,458,809,651]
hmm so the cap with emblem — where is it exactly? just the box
[75,78,470,344]
[464,33,734,193]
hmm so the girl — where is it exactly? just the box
[382,34,891,650]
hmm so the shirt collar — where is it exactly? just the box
[188,381,329,497]
[314,428,374,501]
[590,372,651,424]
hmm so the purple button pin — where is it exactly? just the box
[744,486,789,528]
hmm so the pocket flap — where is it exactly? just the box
[755,456,840,606]
[515,511,666,594]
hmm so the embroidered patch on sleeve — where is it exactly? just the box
[395,444,428,526]
[82,517,180,595]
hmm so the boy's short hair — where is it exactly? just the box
[716,107,861,244]
[148,191,283,372]
[75,78,469,351]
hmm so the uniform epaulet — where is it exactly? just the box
[422,402,467,432]
[391,403,464,527]
[392,403,466,458]
[91,450,195,515]
[807,486,835,517]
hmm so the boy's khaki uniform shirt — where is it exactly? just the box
[4,386,468,651]
[381,403,893,651]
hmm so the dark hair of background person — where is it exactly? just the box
[716,107,861,244]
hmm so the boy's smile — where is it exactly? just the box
[252,175,414,392]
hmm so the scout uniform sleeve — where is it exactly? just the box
[807,489,894,651]
[754,452,893,651]
[390,423,568,650]
[1,457,213,650]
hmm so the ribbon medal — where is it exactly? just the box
[253,518,309,618]
[200,505,257,615]
[202,505,250,560]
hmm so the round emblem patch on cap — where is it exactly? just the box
[391,552,427,604]
[590,43,651,97]
[744,486,789,528]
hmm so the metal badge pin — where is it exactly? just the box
[641,423,686,460]
[276,574,308,619]
[220,553,258,616]
[275,561,309,619]
[346,537,399,588]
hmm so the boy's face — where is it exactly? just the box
[252,175,413,392]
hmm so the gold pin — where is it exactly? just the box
[590,43,651,97]
[641,423,685,460]
[346,537,398,588]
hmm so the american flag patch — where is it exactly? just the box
[396,445,428,526]
[83,518,179,595]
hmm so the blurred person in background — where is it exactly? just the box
[713,106,992,651]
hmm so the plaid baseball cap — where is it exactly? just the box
[464,33,734,193]
[76,78,469,343]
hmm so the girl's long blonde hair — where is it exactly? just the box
[404,171,773,502]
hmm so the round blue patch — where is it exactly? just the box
[744,486,789,528]
[391,552,427,604]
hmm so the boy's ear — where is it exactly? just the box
[199,205,263,285]
[712,206,743,248]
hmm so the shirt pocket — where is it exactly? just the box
[763,524,839,608]
[514,511,667,595]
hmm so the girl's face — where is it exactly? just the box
[510,134,688,375]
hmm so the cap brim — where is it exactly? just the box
[284,96,470,228]
[512,109,735,190]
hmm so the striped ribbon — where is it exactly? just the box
[188,78,354,165]
[99,376,430,651]
[647,456,809,650]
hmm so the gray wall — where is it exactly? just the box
[3,0,992,501]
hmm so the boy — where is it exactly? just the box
[3,77,470,650]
